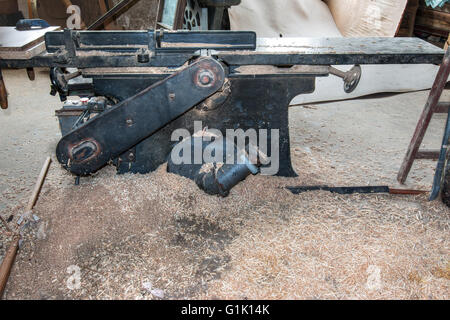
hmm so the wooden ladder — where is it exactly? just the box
[397,46,450,188]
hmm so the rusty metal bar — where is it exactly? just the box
[397,47,450,184]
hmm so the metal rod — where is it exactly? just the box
[328,66,347,78]
[64,70,82,81]
[88,0,135,30]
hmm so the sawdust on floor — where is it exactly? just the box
[0,76,449,299]
[1,156,448,300]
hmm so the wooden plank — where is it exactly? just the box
[417,150,441,160]
[419,0,450,13]
[0,41,47,60]
[416,7,450,32]
[0,0,19,14]
[0,26,60,52]
[397,0,419,37]
[435,102,450,113]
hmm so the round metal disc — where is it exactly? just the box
[343,65,362,93]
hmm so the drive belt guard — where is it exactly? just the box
[56,57,225,175]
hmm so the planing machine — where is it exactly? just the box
[0,24,446,196]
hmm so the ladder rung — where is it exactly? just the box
[435,102,450,113]
[416,150,442,160]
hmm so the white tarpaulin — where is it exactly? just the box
[325,0,408,37]
[229,0,446,105]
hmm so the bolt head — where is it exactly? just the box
[197,70,215,87]
[126,118,134,127]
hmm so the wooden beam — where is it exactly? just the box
[173,0,187,30]
[98,0,116,30]
[435,102,450,114]
[0,68,7,110]
[27,0,38,19]
[27,0,33,18]
[0,157,52,299]
[26,157,52,212]
[0,235,20,299]
[416,7,450,32]
[416,150,441,160]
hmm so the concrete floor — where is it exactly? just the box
[289,90,449,189]
[0,68,449,299]
[0,68,60,213]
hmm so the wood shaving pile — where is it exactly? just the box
[2,156,448,299]
[1,88,449,299]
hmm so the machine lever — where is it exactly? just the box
[328,65,362,93]
[56,57,226,176]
